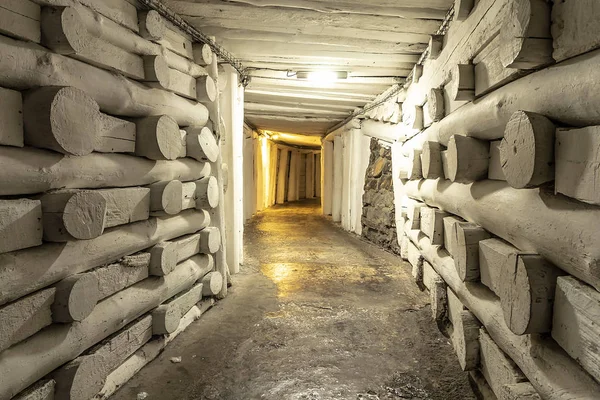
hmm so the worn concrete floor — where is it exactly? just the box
[112,199,476,400]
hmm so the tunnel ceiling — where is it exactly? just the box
[166,0,453,137]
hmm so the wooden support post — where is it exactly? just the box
[0,288,55,353]
[499,0,553,69]
[276,148,290,204]
[552,276,600,384]
[427,88,445,122]
[0,87,23,147]
[448,288,481,371]
[455,222,491,282]
[479,328,527,396]
[555,126,600,205]
[441,216,462,258]
[185,126,219,163]
[500,111,555,189]
[134,115,182,161]
[446,135,490,183]
[53,315,152,400]
[450,64,476,101]
[52,274,99,323]
[429,35,444,59]
[421,141,444,179]
[23,86,99,156]
[41,188,150,241]
[0,199,42,254]
[454,0,474,21]
[499,254,563,335]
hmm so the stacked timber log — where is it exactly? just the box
[384,0,600,398]
[0,1,227,399]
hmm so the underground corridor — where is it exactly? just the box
[111,199,475,400]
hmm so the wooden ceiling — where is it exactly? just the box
[166,0,454,139]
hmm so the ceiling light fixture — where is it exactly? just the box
[296,70,348,83]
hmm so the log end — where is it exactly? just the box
[63,191,108,240]
[152,305,180,335]
[201,271,223,297]
[149,241,179,276]
[200,227,221,254]
[52,274,99,323]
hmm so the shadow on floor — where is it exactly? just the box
[112,199,475,400]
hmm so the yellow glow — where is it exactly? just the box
[271,133,280,140]
[306,70,339,84]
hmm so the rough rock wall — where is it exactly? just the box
[361,138,399,254]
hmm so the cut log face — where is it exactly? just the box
[555,126,600,205]
[142,55,171,88]
[446,135,490,183]
[479,238,523,296]
[403,105,424,130]
[152,304,180,335]
[400,234,410,261]
[499,0,554,69]
[181,181,198,211]
[52,273,100,323]
[499,254,564,335]
[149,241,179,277]
[42,188,150,241]
[498,382,542,400]
[412,64,423,83]
[23,86,100,156]
[449,64,476,101]
[479,328,526,396]
[13,379,55,400]
[427,88,445,122]
[443,216,463,258]
[148,180,184,215]
[429,34,444,59]
[488,140,506,181]
[552,276,600,384]
[202,271,223,297]
[500,110,555,189]
[53,315,152,400]
[424,263,448,325]
[197,75,218,103]
[195,176,220,209]
[455,222,491,282]
[0,87,23,147]
[407,201,425,230]
[448,288,481,371]
[0,288,55,353]
[185,126,219,162]
[200,227,221,254]
[135,115,182,161]
[421,141,444,179]
[454,0,475,21]
[0,199,42,254]
[193,43,213,66]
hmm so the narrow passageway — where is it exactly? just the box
[112,200,475,400]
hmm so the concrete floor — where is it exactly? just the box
[112,199,476,400]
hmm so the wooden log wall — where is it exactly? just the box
[383,0,600,398]
[0,1,227,398]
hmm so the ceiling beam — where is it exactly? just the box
[245,90,371,106]
[248,74,402,87]
[244,63,412,78]
[165,1,443,34]
[244,96,358,111]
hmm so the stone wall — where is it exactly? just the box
[361,138,400,253]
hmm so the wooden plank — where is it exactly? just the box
[0,199,42,254]
[479,328,526,396]
[552,276,600,384]
[90,253,150,300]
[0,288,55,353]
[552,0,600,62]
[0,0,40,42]
[555,126,600,205]
[0,86,23,147]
